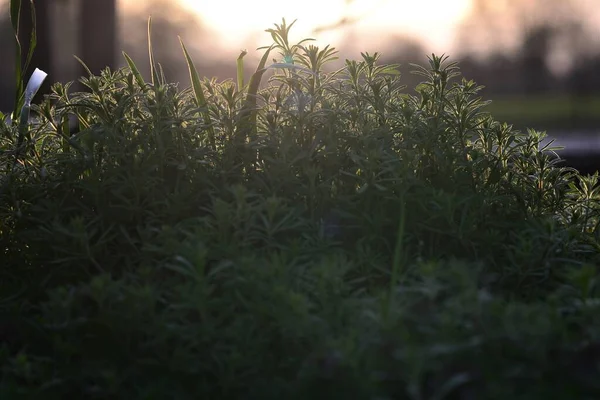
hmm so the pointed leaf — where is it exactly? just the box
[74,55,93,77]
[236,49,247,91]
[179,37,215,150]
[147,17,159,86]
[122,51,147,89]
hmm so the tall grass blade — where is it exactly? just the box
[179,37,215,150]
[236,50,247,91]
[22,0,36,75]
[157,62,167,84]
[74,55,93,77]
[9,0,20,34]
[9,0,24,121]
[147,17,160,86]
[231,45,275,174]
[9,0,37,122]
[237,44,275,143]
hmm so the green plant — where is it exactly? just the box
[2,10,600,399]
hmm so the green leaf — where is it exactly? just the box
[236,49,247,91]
[74,55,93,77]
[179,37,215,150]
[122,52,147,89]
[9,0,28,122]
[237,44,275,142]
[147,16,160,86]
[9,0,20,35]
[22,0,36,76]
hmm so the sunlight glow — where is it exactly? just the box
[176,0,472,52]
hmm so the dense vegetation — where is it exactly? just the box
[1,16,600,399]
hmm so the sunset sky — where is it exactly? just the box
[174,0,472,53]
[2,0,599,73]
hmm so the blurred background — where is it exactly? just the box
[1,0,599,172]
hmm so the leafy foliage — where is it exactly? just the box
[1,17,600,399]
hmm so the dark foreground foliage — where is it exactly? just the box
[1,19,600,399]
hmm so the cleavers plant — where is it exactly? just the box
[1,7,600,398]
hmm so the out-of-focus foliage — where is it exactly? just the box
[455,0,600,97]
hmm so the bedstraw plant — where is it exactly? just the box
[1,5,600,398]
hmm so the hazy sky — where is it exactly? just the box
[3,0,599,68]
[173,0,472,52]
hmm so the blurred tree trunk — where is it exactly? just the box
[520,26,553,94]
[79,0,116,76]
[18,0,52,101]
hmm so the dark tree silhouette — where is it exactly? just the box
[519,26,554,94]
[79,0,116,76]
[12,0,116,98]
[455,0,595,94]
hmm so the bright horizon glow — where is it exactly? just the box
[176,0,472,54]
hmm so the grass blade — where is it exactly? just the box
[9,0,20,34]
[237,44,275,142]
[9,0,37,123]
[236,49,247,91]
[74,55,93,77]
[179,37,215,150]
[22,0,36,76]
[147,16,160,86]
[230,45,275,175]
[9,0,24,121]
